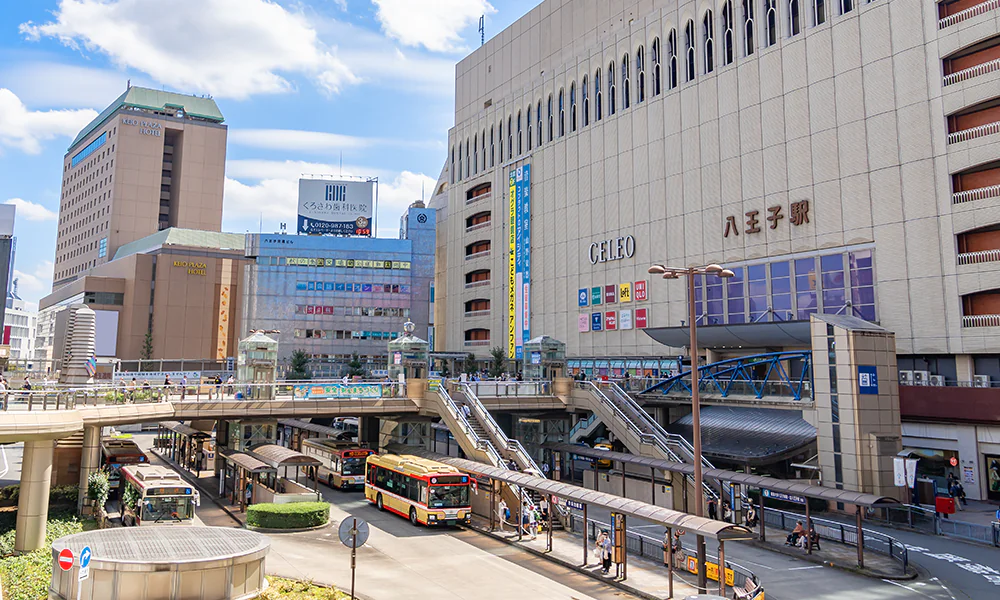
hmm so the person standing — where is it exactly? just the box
[226,374,235,395]
[671,531,685,569]
[214,375,222,399]
[498,498,509,531]
[708,497,718,520]
[538,495,550,522]
[245,480,253,508]
[180,375,188,401]
[541,461,551,478]
[596,530,613,575]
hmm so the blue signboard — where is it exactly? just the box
[763,489,806,505]
[564,499,585,511]
[592,312,603,331]
[579,288,589,307]
[513,165,532,361]
[858,365,879,395]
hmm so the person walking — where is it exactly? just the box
[180,375,188,401]
[226,374,235,395]
[595,530,613,575]
[708,497,718,520]
[498,498,509,531]
[527,503,538,539]
[214,375,222,399]
[541,461,551,478]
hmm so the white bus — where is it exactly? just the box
[120,464,199,526]
[300,438,374,489]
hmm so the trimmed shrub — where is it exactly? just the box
[246,502,330,529]
[0,484,18,503]
[50,485,79,505]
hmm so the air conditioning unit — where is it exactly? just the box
[929,375,945,386]
[913,371,931,386]
[898,370,914,385]
[974,374,991,388]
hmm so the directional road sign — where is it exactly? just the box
[57,548,74,571]
[79,545,92,581]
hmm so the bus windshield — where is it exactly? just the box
[142,496,194,523]
[428,484,469,508]
[342,457,367,476]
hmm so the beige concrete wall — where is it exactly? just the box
[439,0,996,357]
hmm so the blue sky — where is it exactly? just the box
[0,0,536,305]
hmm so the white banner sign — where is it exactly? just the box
[298,178,374,235]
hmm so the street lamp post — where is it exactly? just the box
[647,262,734,593]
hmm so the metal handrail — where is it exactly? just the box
[939,0,1000,28]
[437,387,506,469]
[763,506,908,573]
[569,413,599,440]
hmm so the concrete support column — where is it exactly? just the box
[360,416,381,450]
[15,439,55,553]
[78,425,101,513]
[956,354,974,384]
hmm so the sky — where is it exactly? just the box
[0,0,538,306]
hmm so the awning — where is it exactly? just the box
[545,443,900,507]
[665,406,816,464]
[388,444,754,541]
[278,419,341,437]
[220,449,274,474]
[247,444,321,469]
[160,421,212,439]
[643,321,813,350]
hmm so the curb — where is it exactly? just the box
[745,540,918,581]
[247,521,331,534]
[468,523,663,600]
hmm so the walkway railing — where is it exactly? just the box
[640,351,812,402]
[953,183,1000,204]
[957,248,1000,265]
[866,504,1000,547]
[962,313,1000,327]
[569,515,763,598]
[463,381,552,397]
[943,56,1000,86]
[948,120,1000,144]
[763,506,908,574]
[569,413,599,441]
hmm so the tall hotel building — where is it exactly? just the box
[54,87,226,288]
[434,0,1000,499]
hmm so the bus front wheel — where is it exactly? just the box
[409,507,419,526]
[376,494,384,511]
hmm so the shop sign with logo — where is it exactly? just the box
[619,309,633,330]
[605,311,617,330]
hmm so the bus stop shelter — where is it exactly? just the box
[219,449,275,510]
[157,421,213,473]
[389,444,758,598]
[245,444,322,503]
[544,442,904,573]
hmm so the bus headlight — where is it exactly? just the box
[428,515,437,522]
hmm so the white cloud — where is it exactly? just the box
[223,177,299,225]
[4,198,58,222]
[372,0,495,53]
[226,159,373,182]
[0,62,130,109]
[0,88,97,154]
[229,129,374,153]
[374,171,436,236]
[13,260,54,303]
[20,0,358,99]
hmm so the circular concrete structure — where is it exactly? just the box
[49,526,269,600]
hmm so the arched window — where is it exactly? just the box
[537,100,542,146]
[457,142,462,180]
[595,69,603,120]
[507,116,512,160]
[498,121,503,163]
[517,111,522,155]
[703,11,715,74]
[465,139,470,178]
[450,146,455,183]
[743,0,755,56]
[473,134,478,175]
[622,54,631,109]
[558,89,565,137]
[840,0,853,15]
[582,75,590,126]
[668,29,678,89]
[481,129,486,170]
[722,2,734,66]
[764,0,777,47]
[547,95,553,141]
[490,126,495,167]
[608,61,617,114]
[814,0,826,25]
[652,38,662,96]
[527,106,532,150]
[789,1,803,36]
[637,46,646,102]
[570,82,577,132]
[685,20,696,82]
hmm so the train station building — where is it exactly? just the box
[432,0,1000,500]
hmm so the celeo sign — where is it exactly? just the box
[297,178,374,236]
[589,235,636,265]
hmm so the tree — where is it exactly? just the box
[87,470,110,510]
[287,349,311,380]
[489,346,507,378]
[463,353,478,374]
[140,331,153,360]
[346,353,366,378]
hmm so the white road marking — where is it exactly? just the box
[733,558,775,570]
[882,578,951,600]
[787,565,824,571]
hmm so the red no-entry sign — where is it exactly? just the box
[57,548,74,571]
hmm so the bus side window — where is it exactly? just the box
[375,466,386,489]
[406,477,419,502]
[418,480,428,505]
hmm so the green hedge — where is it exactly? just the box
[246,502,330,529]
[0,484,78,505]
[0,509,95,600]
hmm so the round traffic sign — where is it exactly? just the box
[57,548,74,571]
[949,456,958,467]
[338,517,370,548]
[80,546,92,569]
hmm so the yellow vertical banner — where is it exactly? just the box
[216,259,232,360]
[508,171,517,358]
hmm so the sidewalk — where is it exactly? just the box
[472,517,716,600]
[918,499,999,527]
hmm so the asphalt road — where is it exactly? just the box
[0,442,22,487]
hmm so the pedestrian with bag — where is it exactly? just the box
[595,530,613,575]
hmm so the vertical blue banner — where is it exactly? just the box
[521,164,531,355]
[514,167,524,360]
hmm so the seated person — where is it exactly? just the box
[786,521,805,546]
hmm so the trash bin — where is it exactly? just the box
[934,496,956,515]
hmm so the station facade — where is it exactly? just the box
[433,0,1000,499]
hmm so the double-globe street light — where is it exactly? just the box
[647,262,734,593]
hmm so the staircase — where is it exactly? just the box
[452,382,570,529]
[569,413,601,442]
[576,380,734,505]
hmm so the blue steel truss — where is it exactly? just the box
[640,351,813,401]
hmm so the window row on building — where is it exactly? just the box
[293,328,402,340]
[293,305,411,318]
[451,0,881,184]
[294,281,412,294]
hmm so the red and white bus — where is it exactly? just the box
[365,453,471,526]
[120,464,199,526]
[100,437,148,490]
[300,438,374,489]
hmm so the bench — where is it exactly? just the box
[733,578,757,600]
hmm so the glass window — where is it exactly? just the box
[795,258,817,319]
[821,254,846,314]
[849,249,876,321]
[428,484,469,508]
[727,267,745,323]
[706,277,724,324]
[748,264,768,322]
